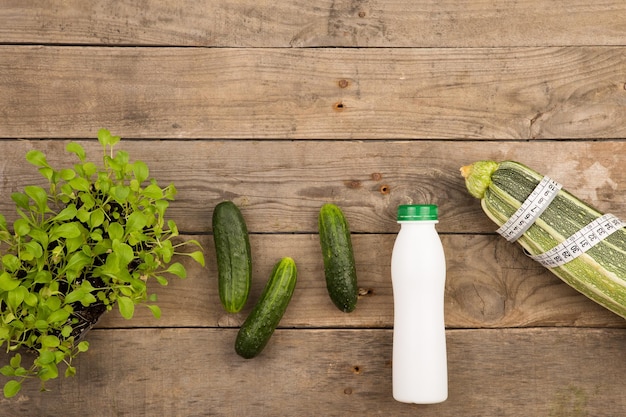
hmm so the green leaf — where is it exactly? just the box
[9,354,21,369]
[63,289,86,305]
[100,252,120,276]
[68,177,91,193]
[37,350,56,365]
[34,270,52,284]
[64,251,91,275]
[23,240,43,259]
[44,295,62,311]
[147,304,161,319]
[184,238,203,248]
[112,241,134,267]
[38,167,55,182]
[53,204,77,222]
[187,251,206,267]
[24,292,38,307]
[77,341,89,352]
[129,179,140,192]
[98,129,120,147]
[133,161,149,183]
[13,218,31,237]
[0,272,20,291]
[7,286,26,309]
[0,366,15,377]
[65,365,77,378]
[76,207,91,223]
[164,184,177,200]
[59,168,76,181]
[4,380,22,398]
[90,229,104,243]
[38,362,59,381]
[65,281,96,307]
[112,185,130,202]
[28,227,49,247]
[114,150,130,166]
[3,313,15,325]
[49,222,81,241]
[79,192,95,210]
[117,296,135,319]
[26,150,48,168]
[66,142,86,161]
[157,240,174,263]
[167,220,179,236]
[108,222,124,241]
[65,235,84,256]
[41,335,60,348]
[142,184,163,200]
[90,209,105,228]
[61,325,72,338]
[47,309,70,324]
[34,320,49,331]
[60,183,74,199]
[82,162,97,177]
[166,262,187,279]
[125,211,147,234]
[2,254,20,272]
[25,185,48,213]
[61,365,76,379]
[79,292,97,307]
[10,192,30,210]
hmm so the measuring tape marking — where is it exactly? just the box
[528,213,624,268]
[496,176,562,242]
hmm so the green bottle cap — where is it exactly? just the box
[397,204,438,221]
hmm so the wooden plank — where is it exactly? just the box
[2,327,624,416]
[1,46,625,139]
[2,1,626,48]
[88,234,624,329]
[0,140,623,234]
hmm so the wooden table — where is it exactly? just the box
[1,2,625,416]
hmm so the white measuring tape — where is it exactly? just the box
[496,176,562,242]
[528,213,623,268]
[496,175,624,268]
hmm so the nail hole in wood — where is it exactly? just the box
[358,287,375,297]
[345,179,362,189]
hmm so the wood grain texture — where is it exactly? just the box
[90,234,625,330]
[2,1,626,48]
[2,1,626,413]
[0,140,623,234]
[1,328,624,416]
[1,46,625,139]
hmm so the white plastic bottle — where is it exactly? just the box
[391,204,448,404]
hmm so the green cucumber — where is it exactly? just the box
[318,203,358,312]
[461,160,626,319]
[235,257,298,359]
[212,201,252,313]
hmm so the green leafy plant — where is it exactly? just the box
[0,129,204,397]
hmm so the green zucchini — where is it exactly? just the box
[461,160,626,319]
[212,201,252,313]
[318,203,358,312]
[235,257,297,359]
